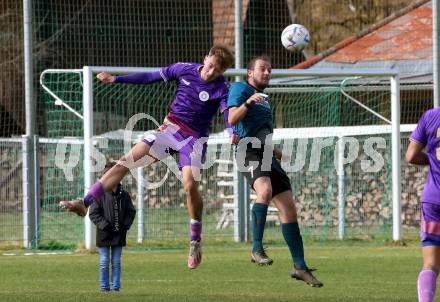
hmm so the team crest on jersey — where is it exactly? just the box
[199,91,210,102]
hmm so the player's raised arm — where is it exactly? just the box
[96,72,116,83]
[102,63,184,85]
[97,71,165,85]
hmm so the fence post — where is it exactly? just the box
[83,66,94,250]
[22,135,36,248]
[233,158,249,242]
[137,165,145,243]
[22,0,36,249]
[33,135,40,248]
[337,137,345,240]
[391,75,402,241]
[243,177,250,242]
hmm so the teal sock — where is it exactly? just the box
[251,203,268,252]
[281,222,308,270]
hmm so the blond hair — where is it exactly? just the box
[207,44,234,70]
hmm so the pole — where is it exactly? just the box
[22,0,36,248]
[391,75,402,241]
[337,137,345,240]
[137,165,145,243]
[234,0,243,82]
[83,67,94,250]
[33,135,40,247]
[233,0,248,242]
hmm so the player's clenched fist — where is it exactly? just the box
[246,93,266,106]
[97,72,116,83]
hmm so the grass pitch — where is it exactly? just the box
[0,242,423,302]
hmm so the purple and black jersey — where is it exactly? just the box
[115,63,229,138]
[410,108,440,204]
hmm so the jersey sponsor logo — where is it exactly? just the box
[199,91,210,102]
[182,78,190,85]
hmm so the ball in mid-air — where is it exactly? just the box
[281,24,310,52]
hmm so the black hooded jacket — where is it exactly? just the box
[88,185,136,247]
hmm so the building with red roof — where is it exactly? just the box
[288,0,433,122]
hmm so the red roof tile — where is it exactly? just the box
[293,0,432,68]
[326,2,432,63]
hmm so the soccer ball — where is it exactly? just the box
[281,24,310,52]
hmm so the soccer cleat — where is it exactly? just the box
[251,248,273,266]
[291,266,323,288]
[187,240,202,269]
[59,199,87,217]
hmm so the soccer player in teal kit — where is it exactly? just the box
[60,45,238,270]
[228,55,323,287]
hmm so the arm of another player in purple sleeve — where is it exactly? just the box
[410,111,428,145]
[222,109,236,135]
[114,71,163,85]
[223,109,240,144]
[406,140,429,165]
[406,111,429,165]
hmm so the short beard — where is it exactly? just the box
[254,80,269,90]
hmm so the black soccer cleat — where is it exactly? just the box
[251,248,274,266]
[291,266,323,287]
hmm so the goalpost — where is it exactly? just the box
[40,67,402,249]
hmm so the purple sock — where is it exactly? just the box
[190,220,202,242]
[418,270,437,302]
[83,181,104,207]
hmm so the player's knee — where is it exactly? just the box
[115,156,130,171]
[423,261,440,274]
[423,264,440,275]
[183,179,198,194]
[118,155,128,165]
[256,187,272,202]
[280,209,297,223]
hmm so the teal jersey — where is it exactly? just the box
[227,82,273,139]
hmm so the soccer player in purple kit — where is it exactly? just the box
[59,44,238,270]
[406,107,440,302]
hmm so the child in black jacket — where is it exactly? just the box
[89,162,136,292]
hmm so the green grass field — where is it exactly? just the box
[0,242,428,302]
